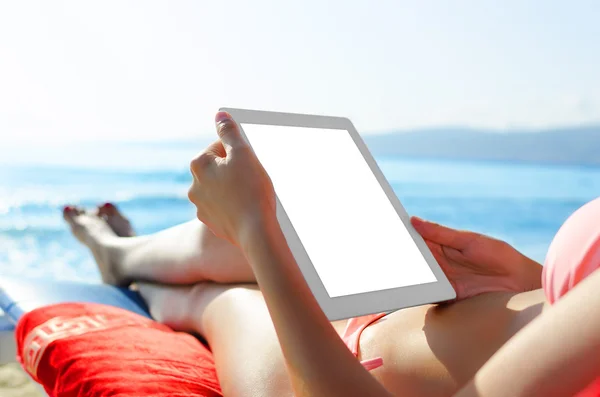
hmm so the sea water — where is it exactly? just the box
[1,144,599,282]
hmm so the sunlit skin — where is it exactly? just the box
[62,111,600,396]
[186,111,600,397]
[64,202,547,396]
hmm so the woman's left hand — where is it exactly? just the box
[188,111,276,246]
[411,216,543,300]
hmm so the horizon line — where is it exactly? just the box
[2,121,599,148]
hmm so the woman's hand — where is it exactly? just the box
[188,111,276,246]
[410,217,542,300]
[188,115,392,397]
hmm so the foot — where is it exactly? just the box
[63,205,126,285]
[97,202,135,237]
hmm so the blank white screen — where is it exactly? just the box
[241,124,437,298]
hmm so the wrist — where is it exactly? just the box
[237,209,278,253]
[515,254,543,290]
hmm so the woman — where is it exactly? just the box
[63,203,545,396]
[63,111,599,396]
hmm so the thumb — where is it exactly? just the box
[215,111,248,153]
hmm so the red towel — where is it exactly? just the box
[15,302,222,396]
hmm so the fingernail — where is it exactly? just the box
[411,217,425,228]
[215,111,232,124]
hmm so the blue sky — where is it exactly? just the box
[1,0,599,145]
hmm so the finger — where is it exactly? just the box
[424,239,462,265]
[187,178,204,206]
[424,239,460,297]
[424,239,444,262]
[411,216,475,250]
[215,111,248,153]
[204,139,227,158]
[441,244,465,264]
[190,148,218,180]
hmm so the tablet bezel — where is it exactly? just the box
[221,107,456,320]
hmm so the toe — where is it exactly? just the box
[62,205,81,221]
[98,202,118,217]
[62,205,73,217]
[97,202,135,237]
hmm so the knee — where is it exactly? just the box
[186,283,260,321]
[194,220,224,251]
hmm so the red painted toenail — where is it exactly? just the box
[102,202,114,208]
[63,205,73,212]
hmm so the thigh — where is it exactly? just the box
[359,290,547,395]
[192,284,294,397]
[138,282,293,396]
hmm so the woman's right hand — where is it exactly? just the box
[410,217,542,300]
[188,112,277,247]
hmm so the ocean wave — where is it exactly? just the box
[118,195,193,208]
[0,166,193,214]
[0,235,99,282]
[0,225,70,237]
[1,164,192,182]
[0,194,195,235]
[1,192,192,214]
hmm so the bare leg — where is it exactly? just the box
[63,205,287,395]
[63,204,548,396]
[136,282,294,397]
[135,280,548,397]
[113,220,255,285]
[63,204,254,286]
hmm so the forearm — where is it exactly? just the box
[456,268,600,397]
[240,214,391,397]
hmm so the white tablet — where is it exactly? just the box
[222,108,456,320]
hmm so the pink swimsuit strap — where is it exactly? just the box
[341,313,386,371]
